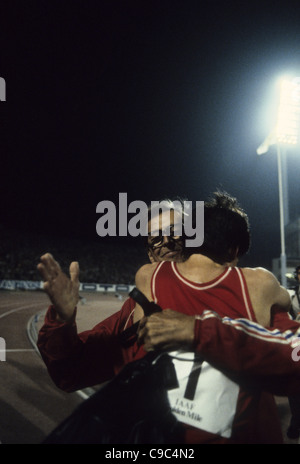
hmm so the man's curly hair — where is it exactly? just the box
[184,191,251,264]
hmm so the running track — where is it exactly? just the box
[0,290,119,444]
[0,290,297,444]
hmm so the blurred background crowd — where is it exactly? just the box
[0,225,148,285]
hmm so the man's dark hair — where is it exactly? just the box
[184,191,251,264]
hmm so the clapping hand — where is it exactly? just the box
[37,253,80,322]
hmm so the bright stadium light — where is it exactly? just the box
[256,75,300,288]
[275,77,300,145]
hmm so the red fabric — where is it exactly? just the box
[150,263,286,443]
[151,262,256,320]
[37,264,300,443]
[37,297,147,391]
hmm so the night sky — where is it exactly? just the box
[1,0,300,269]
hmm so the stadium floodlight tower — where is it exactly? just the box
[257,76,300,288]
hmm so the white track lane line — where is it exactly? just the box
[5,349,36,352]
[1,303,93,401]
[0,305,43,319]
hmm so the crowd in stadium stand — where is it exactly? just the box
[0,225,148,284]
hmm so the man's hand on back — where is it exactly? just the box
[138,309,195,352]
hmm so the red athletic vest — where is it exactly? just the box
[150,261,261,444]
[151,262,256,321]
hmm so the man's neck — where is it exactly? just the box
[177,254,227,283]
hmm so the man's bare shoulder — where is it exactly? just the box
[241,266,278,284]
[135,263,159,302]
[240,266,291,324]
[136,262,158,277]
[135,263,158,286]
[241,266,290,301]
